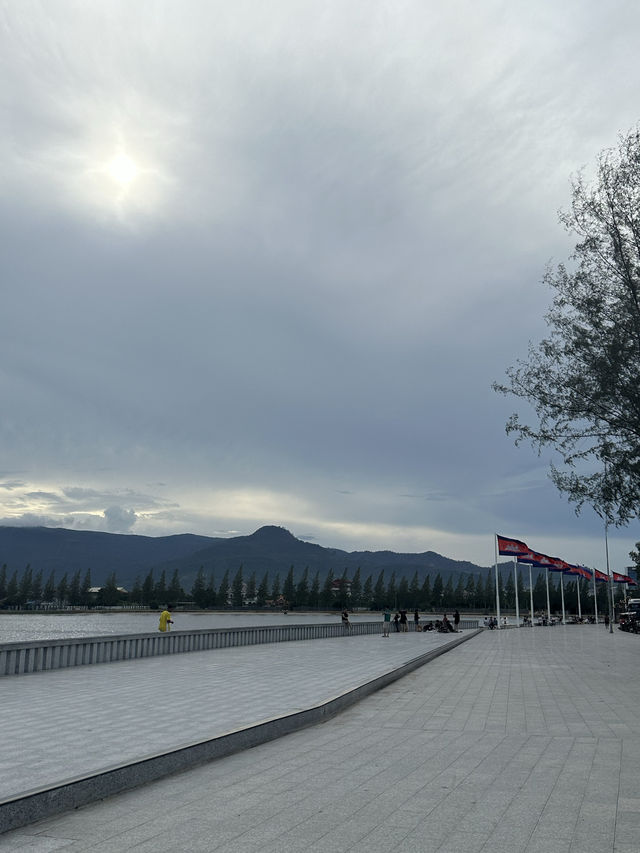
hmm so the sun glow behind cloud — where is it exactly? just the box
[107,153,139,186]
[6,86,179,225]
[70,122,172,222]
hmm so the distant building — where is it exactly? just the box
[87,586,128,598]
[330,579,351,597]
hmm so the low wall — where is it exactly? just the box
[0,629,482,834]
[0,619,479,677]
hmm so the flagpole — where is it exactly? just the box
[576,577,582,620]
[605,519,614,634]
[529,564,534,627]
[494,535,502,629]
[513,558,520,627]
[592,566,598,624]
[545,569,551,625]
[560,572,566,624]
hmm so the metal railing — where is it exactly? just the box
[0,618,479,677]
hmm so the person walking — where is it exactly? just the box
[382,607,391,637]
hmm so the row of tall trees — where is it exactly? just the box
[1,561,625,612]
[0,565,94,608]
[0,564,186,608]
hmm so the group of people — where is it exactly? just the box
[382,608,461,637]
[160,605,464,637]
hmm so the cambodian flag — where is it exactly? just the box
[594,569,609,583]
[497,534,531,557]
[613,572,636,585]
[563,564,592,579]
[516,550,562,569]
[540,554,569,572]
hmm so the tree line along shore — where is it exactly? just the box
[0,562,623,614]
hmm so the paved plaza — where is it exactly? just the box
[2,625,640,852]
[0,627,465,804]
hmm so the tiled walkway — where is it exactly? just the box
[1,629,460,802]
[3,625,640,852]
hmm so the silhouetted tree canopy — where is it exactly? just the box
[494,126,640,524]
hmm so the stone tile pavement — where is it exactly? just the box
[2,625,640,852]
[0,628,460,803]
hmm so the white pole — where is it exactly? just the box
[513,558,520,627]
[605,519,614,634]
[529,564,534,627]
[592,567,598,624]
[545,570,551,624]
[560,573,566,624]
[577,577,582,619]
[494,536,502,629]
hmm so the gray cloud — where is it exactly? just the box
[102,506,137,533]
[1,1,640,572]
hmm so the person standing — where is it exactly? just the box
[158,605,174,633]
[383,607,391,637]
[414,608,420,631]
[393,612,400,632]
[453,610,460,632]
[341,609,352,633]
[399,609,408,632]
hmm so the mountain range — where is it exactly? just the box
[0,524,494,590]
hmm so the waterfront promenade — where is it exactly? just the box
[2,625,640,851]
[0,627,473,832]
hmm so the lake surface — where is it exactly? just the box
[0,610,378,644]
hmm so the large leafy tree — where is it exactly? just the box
[494,127,640,523]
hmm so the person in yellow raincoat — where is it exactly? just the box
[159,605,174,632]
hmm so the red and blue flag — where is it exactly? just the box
[497,534,531,557]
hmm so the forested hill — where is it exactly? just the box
[0,524,493,590]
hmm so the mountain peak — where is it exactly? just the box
[250,525,297,542]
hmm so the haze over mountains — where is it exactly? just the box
[0,525,493,590]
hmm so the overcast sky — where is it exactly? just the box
[2,0,640,572]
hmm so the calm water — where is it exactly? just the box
[0,610,376,644]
